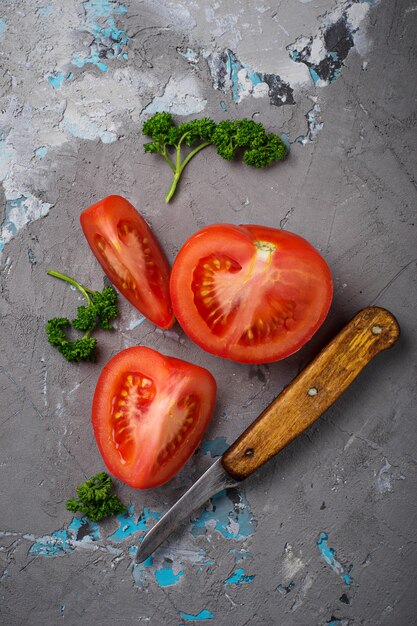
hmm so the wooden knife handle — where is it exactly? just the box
[222,307,400,481]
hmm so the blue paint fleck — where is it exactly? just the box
[224,568,255,585]
[28,516,100,557]
[0,19,6,34]
[100,130,117,143]
[308,67,320,85]
[35,146,48,158]
[60,604,65,617]
[70,0,129,72]
[191,489,257,540]
[201,436,229,458]
[63,119,117,143]
[220,100,228,111]
[37,6,53,16]
[0,195,27,252]
[129,315,146,330]
[317,532,353,585]
[107,504,161,542]
[178,47,200,63]
[48,72,66,89]
[154,562,184,587]
[179,610,214,621]
[280,133,291,150]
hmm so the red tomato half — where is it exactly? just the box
[92,347,217,489]
[170,224,333,363]
[80,195,174,329]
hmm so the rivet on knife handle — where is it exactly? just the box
[222,306,400,481]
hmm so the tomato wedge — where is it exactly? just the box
[80,195,174,329]
[170,224,333,363]
[92,347,217,489]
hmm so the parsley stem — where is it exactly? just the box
[165,141,212,203]
[47,270,92,307]
[179,141,211,173]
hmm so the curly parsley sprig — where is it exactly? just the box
[66,472,126,521]
[142,112,288,202]
[46,270,118,363]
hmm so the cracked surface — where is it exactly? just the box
[0,0,416,624]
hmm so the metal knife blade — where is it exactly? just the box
[135,307,400,564]
[135,458,238,563]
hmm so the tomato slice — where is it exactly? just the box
[80,195,174,329]
[92,347,217,489]
[170,224,333,363]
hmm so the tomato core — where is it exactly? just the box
[170,224,333,363]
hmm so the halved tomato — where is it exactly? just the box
[80,195,174,329]
[170,224,333,363]
[92,346,217,489]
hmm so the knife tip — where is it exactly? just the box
[134,535,154,564]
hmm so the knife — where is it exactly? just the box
[135,306,400,563]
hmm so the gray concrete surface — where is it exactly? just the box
[1,0,416,624]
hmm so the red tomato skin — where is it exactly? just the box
[92,346,217,489]
[170,223,333,364]
[80,195,174,329]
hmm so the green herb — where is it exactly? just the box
[66,472,127,521]
[142,112,288,202]
[46,270,118,362]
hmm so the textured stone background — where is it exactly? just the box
[0,0,416,624]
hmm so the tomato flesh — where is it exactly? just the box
[92,347,216,489]
[170,224,333,363]
[80,195,174,329]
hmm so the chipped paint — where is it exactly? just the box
[224,568,255,585]
[48,72,66,90]
[375,458,405,494]
[107,504,161,542]
[0,194,52,253]
[0,19,7,35]
[191,489,257,540]
[178,48,200,64]
[63,100,118,143]
[282,543,305,579]
[228,548,252,563]
[128,315,146,330]
[179,610,215,621]
[132,547,210,589]
[154,562,184,587]
[143,75,207,116]
[0,99,54,253]
[295,102,324,144]
[28,517,100,557]
[71,0,129,72]
[288,1,371,86]
[207,49,294,106]
[35,146,48,158]
[316,533,353,585]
